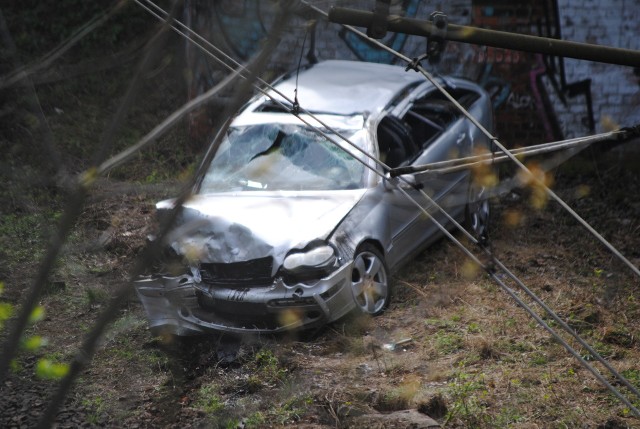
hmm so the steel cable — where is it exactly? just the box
[134,0,640,415]
[32,3,297,428]
[391,129,630,176]
[302,0,640,404]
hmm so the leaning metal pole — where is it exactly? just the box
[328,7,640,67]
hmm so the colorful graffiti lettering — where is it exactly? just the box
[477,63,511,110]
[211,0,272,60]
[202,0,423,65]
[182,0,597,146]
[471,0,594,143]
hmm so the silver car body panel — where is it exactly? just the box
[135,60,493,335]
[159,190,367,270]
[243,60,426,117]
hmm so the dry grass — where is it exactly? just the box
[2,44,639,427]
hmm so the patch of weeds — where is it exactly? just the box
[435,331,464,355]
[469,337,500,361]
[374,377,420,412]
[584,341,620,361]
[0,212,48,268]
[494,406,524,426]
[530,351,548,366]
[467,321,481,333]
[374,389,410,412]
[621,368,640,386]
[456,351,483,366]
[505,339,535,354]
[425,318,457,331]
[556,407,589,427]
[444,371,489,427]
[145,349,170,370]
[326,329,367,356]
[245,349,288,392]
[81,395,107,425]
[504,317,517,328]
[242,411,265,428]
[262,394,312,426]
[144,169,164,184]
[85,286,110,307]
[105,313,146,342]
[195,383,225,414]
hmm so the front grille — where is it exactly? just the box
[200,257,274,286]
[194,295,324,331]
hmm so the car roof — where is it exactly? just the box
[244,60,429,118]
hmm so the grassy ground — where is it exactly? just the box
[1,8,640,427]
[3,151,640,428]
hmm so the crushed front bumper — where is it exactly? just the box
[134,262,355,335]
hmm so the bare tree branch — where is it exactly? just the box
[34,2,295,427]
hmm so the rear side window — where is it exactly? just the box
[402,88,480,149]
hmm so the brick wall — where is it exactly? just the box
[555,0,640,138]
[186,0,640,146]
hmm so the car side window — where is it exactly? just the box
[402,88,480,150]
[376,116,417,168]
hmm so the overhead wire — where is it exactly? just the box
[135,0,640,415]
[321,4,640,409]
[412,62,640,280]
[142,0,639,393]
[299,1,640,407]
[31,3,298,428]
[390,129,631,176]
[303,0,640,279]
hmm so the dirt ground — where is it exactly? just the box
[1,145,640,428]
[1,22,640,427]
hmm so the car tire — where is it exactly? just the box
[350,244,390,316]
[464,180,490,245]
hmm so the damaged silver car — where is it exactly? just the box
[135,60,494,335]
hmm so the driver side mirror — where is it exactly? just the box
[383,174,422,191]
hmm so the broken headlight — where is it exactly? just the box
[282,244,337,279]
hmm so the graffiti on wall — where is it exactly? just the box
[183,0,596,146]
[182,0,426,144]
[470,0,594,144]
[189,0,424,65]
[338,0,421,64]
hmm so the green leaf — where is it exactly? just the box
[23,335,47,351]
[29,305,45,324]
[10,359,20,373]
[35,358,69,380]
[0,302,13,321]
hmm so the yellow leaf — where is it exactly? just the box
[79,167,98,189]
[0,302,13,321]
[36,359,70,380]
[29,305,45,324]
[24,335,47,351]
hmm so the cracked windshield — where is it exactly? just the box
[200,123,367,192]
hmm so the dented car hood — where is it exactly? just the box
[159,190,367,269]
